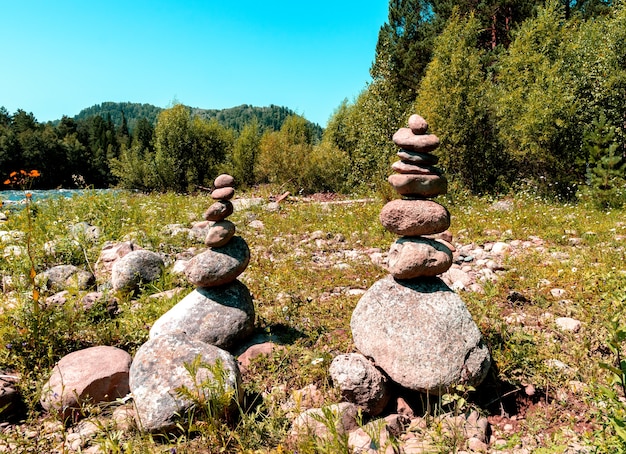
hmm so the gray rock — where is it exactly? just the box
[351,275,491,394]
[380,199,450,237]
[290,402,359,440]
[555,317,581,333]
[329,353,390,416]
[203,201,234,222]
[387,237,453,279]
[95,241,141,280]
[214,174,236,188]
[111,250,164,292]
[40,346,131,420]
[392,129,440,152]
[391,160,440,175]
[0,372,22,422]
[396,150,439,165]
[149,280,255,350]
[189,221,212,242]
[69,222,101,242]
[129,334,241,433]
[211,187,235,200]
[184,236,250,287]
[408,114,428,134]
[37,265,95,292]
[387,173,448,198]
[205,220,236,247]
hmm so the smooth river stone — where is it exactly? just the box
[350,275,491,394]
[393,128,440,152]
[386,237,453,279]
[214,174,235,189]
[184,236,250,287]
[211,187,235,201]
[388,174,448,198]
[380,199,450,236]
[408,114,428,135]
[391,160,441,175]
[205,220,236,247]
[396,150,439,165]
[204,201,234,221]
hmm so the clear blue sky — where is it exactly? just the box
[1,1,390,127]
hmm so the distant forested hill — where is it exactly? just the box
[73,102,322,140]
[73,102,162,131]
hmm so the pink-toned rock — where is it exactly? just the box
[380,199,450,236]
[397,150,439,165]
[94,242,142,280]
[388,173,448,198]
[408,114,428,134]
[211,187,235,200]
[184,236,250,287]
[214,174,235,189]
[203,201,234,221]
[387,237,453,279]
[237,342,285,373]
[205,220,236,247]
[40,346,131,420]
[291,403,359,440]
[393,129,440,152]
[391,160,440,175]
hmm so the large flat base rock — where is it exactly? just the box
[350,275,490,394]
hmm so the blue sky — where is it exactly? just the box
[1,1,389,127]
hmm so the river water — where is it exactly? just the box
[0,189,113,206]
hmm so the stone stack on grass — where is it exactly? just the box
[349,115,491,396]
[129,174,252,432]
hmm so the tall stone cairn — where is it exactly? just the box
[130,174,252,432]
[350,115,491,395]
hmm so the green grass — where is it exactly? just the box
[0,186,625,452]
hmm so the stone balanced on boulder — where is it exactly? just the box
[129,174,252,432]
[350,115,491,395]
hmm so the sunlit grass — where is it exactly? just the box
[0,186,625,451]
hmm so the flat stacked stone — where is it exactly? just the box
[381,114,452,279]
[204,173,237,248]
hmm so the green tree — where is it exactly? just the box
[230,119,261,187]
[579,113,626,208]
[492,0,581,196]
[415,11,505,193]
[189,117,234,189]
[153,104,194,192]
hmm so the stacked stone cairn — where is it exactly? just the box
[129,174,254,432]
[348,115,491,398]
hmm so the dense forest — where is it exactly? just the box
[1,0,625,207]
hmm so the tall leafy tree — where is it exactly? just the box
[415,11,505,192]
[493,0,581,195]
[153,104,194,192]
[231,119,261,187]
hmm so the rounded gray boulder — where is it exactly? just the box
[329,353,390,416]
[184,236,250,287]
[129,334,241,433]
[350,275,491,394]
[111,250,164,292]
[149,280,255,350]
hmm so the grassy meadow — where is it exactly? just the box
[0,186,625,453]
